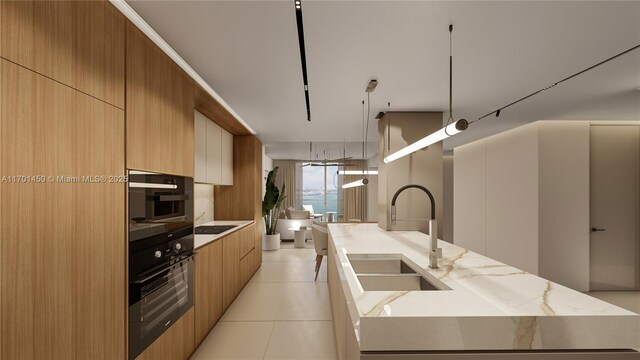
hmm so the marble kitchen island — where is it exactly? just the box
[327,223,640,359]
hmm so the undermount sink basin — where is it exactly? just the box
[346,254,448,291]
[348,254,416,274]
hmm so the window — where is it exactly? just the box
[302,165,339,218]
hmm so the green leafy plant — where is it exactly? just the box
[262,167,286,235]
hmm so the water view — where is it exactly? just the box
[302,165,339,215]
[303,189,338,214]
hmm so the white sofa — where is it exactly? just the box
[275,219,313,240]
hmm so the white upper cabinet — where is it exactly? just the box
[221,129,233,185]
[195,110,234,185]
[206,119,222,184]
[195,111,208,182]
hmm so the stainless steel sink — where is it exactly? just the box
[346,254,448,291]
[348,254,416,274]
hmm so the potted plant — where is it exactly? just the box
[262,167,286,251]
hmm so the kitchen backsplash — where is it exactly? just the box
[194,183,214,225]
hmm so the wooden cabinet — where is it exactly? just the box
[194,226,256,348]
[239,224,256,259]
[240,249,256,287]
[215,136,263,272]
[126,22,194,176]
[222,231,240,311]
[194,240,223,346]
[135,307,195,360]
[0,0,125,108]
[1,59,125,359]
[195,110,234,184]
[238,224,256,286]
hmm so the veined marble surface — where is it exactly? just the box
[328,223,640,352]
[194,220,254,249]
[194,183,214,225]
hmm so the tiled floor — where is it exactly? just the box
[588,291,640,314]
[191,240,336,359]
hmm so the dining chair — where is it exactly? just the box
[311,223,328,281]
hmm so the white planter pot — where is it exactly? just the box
[263,233,280,251]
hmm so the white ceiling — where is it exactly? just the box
[126,1,640,151]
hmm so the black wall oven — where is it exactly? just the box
[128,170,195,359]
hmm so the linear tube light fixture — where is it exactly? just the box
[383,119,468,164]
[129,182,178,189]
[338,170,378,175]
[342,178,369,189]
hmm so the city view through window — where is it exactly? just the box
[302,165,338,216]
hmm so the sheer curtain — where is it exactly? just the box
[273,160,303,210]
[341,160,367,222]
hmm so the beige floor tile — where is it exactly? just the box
[588,291,640,314]
[280,240,315,250]
[191,321,274,360]
[250,261,295,283]
[221,282,288,321]
[262,248,317,262]
[264,321,337,359]
[250,258,327,283]
[277,283,332,321]
[250,260,326,283]
[288,260,327,283]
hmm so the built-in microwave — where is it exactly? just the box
[128,170,194,222]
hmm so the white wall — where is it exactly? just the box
[538,121,590,291]
[453,121,590,290]
[453,140,486,255]
[485,123,539,275]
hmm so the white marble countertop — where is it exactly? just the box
[328,223,640,352]
[194,220,254,249]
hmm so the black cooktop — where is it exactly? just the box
[195,225,237,235]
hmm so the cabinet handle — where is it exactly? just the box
[591,227,606,232]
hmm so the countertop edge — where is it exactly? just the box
[327,223,640,352]
[194,220,255,249]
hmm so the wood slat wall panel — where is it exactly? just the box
[0,59,125,359]
[126,22,194,176]
[0,0,125,108]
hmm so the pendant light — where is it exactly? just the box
[384,25,467,164]
[342,86,374,189]
[343,178,369,188]
[338,170,379,175]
